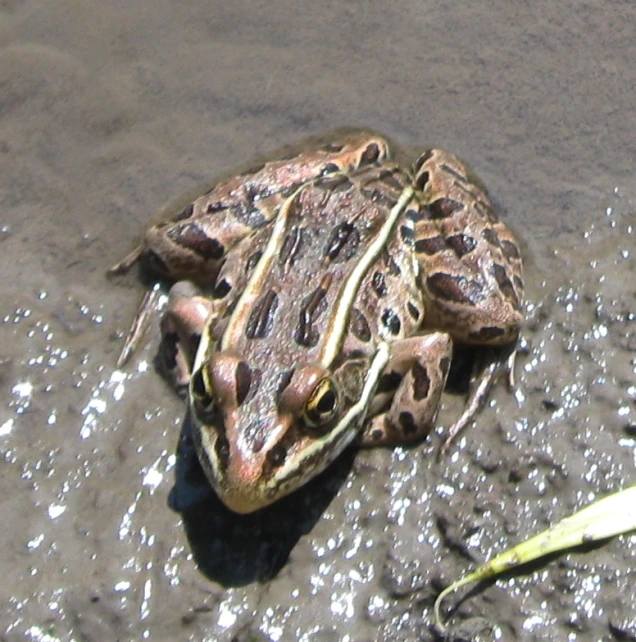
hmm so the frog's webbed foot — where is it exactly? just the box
[439,343,518,457]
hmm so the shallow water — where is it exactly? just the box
[1,1,635,640]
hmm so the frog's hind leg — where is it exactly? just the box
[408,148,523,454]
[410,147,524,348]
[361,332,453,446]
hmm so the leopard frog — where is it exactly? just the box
[110,132,523,513]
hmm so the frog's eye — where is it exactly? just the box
[191,367,215,415]
[303,378,339,428]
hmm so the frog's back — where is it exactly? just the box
[218,163,419,372]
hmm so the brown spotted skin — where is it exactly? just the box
[112,131,524,513]
[410,148,523,345]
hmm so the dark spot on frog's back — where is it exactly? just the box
[320,162,340,176]
[405,206,427,223]
[492,264,520,308]
[426,273,484,305]
[427,198,463,219]
[206,201,227,213]
[413,170,430,191]
[440,162,467,182]
[246,250,263,273]
[360,142,381,165]
[212,278,232,299]
[245,289,279,339]
[502,240,521,261]
[415,236,447,256]
[475,199,499,223]
[371,271,387,298]
[295,279,330,348]
[399,224,415,245]
[383,251,401,276]
[407,301,421,321]
[446,233,477,257]
[482,227,501,248]
[167,222,225,259]
[349,308,371,342]
[325,222,360,262]
[279,226,305,267]
[381,308,401,336]
[276,368,295,398]
[413,150,435,172]
[377,370,401,394]
[295,323,320,349]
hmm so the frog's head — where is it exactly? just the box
[188,349,384,514]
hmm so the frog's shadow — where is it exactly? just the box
[168,409,355,587]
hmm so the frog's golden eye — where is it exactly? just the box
[191,367,215,415]
[303,378,339,428]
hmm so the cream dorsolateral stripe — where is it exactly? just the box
[319,186,414,368]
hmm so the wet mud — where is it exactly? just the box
[1,1,635,640]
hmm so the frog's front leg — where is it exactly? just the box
[156,281,215,395]
[362,332,453,446]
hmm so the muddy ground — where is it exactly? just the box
[1,1,635,640]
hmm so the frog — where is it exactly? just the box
[110,132,523,513]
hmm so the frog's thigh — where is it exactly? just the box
[158,281,214,392]
[362,332,452,446]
